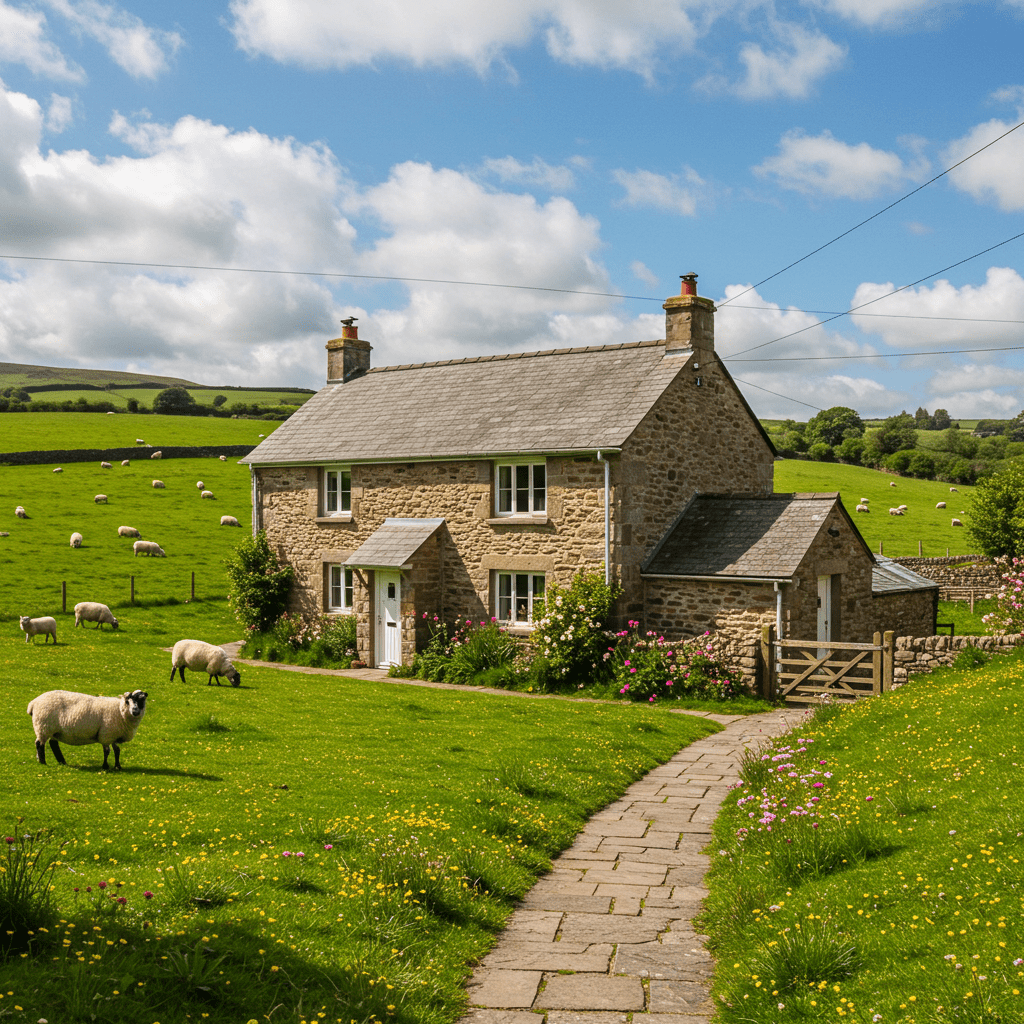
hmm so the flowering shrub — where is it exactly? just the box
[412,615,519,684]
[982,556,1024,634]
[241,612,357,667]
[609,625,743,703]
[532,571,620,685]
[224,530,294,632]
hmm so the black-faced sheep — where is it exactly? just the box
[74,602,119,630]
[27,689,147,769]
[117,526,141,538]
[936,501,946,509]
[15,506,27,518]
[196,481,205,490]
[170,640,241,687]
[133,540,165,557]
[952,518,964,527]
[20,616,56,644]
[70,532,83,548]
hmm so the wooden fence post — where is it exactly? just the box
[130,576,135,605]
[882,631,894,692]
[62,581,67,614]
[918,540,923,556]
[872,631,882,695]
[760,624,776,700]
[879,540,884,555]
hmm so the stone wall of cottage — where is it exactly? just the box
[893,632,1023,683]
[615,356,775,618]
[871,590,937,639]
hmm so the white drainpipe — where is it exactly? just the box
[596,450,610,585]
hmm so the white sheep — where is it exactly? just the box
[888,508,904,516]
[100,461,112,469]
[219,455,227,461]
[950,486,958,492]
[855,504,870,513]
[27,689,147,769]
[15,506,27,518]
[74,601,119,630]
[889,481,896,487]
[94,494,108,504]
[121,459,130,467]
[151,451,162,459]
[859,498,869,504]
[897,504,908,512]
[220,515,242,527]
[196,481,205,490]
[133,540,166,557]
[136,438,146,445]
[70,532,83,548]
[53,467,62,474]
[20,615,56,644]
[117,526,141,538]
[170,640,241,687]
[952,518,964,527]
[200,490,214,500]
[152,480,165,489]
[936,501,946,509]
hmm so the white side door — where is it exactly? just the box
[375,570,402,668]
[817,575,832,645]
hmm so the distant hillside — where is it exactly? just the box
[0,360,199,388]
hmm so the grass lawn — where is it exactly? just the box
[937,599,1000,637]
[19,389,310,411]
[702,649,1024,1022]
[0,412,281,453]
[774,459,977,557]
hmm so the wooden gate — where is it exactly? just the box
[760,627,894,705]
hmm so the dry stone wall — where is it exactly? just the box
[891,555,1002,591]
[893,632,1023,683]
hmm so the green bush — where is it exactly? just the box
[224,530,294,632]
[446,619,519,684]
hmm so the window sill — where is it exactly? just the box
[502,624,536,637]
[317,514,353,524]
[487,515,550,526]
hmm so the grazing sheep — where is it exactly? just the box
[200,490,214,500]
[100,461,112,469]
[196,481,205,490]
[219,455,227,461]
[855,504,870,513]
[20,616,56,644]
[117,526,141,538]
[151,451,162,459]
[897,504,908,512]
[53,467,62,474]
[94,494,108,504]
[950,486,958,492]
[27,689,147,769]
[889,481,896,487]
[74,602,119,630]
[70,532,83,548]
[121,459,130,467]
[170,640,241,687]
[888,508,904,516]
[133,540,165,557]
[105,411,115,415]
[859,498,869,504]
[952,518,964,527]
[15,506,27,518]
[936,501,947,509]
[220,515,241,527]
[135,438,145,445]
[152,480,165,489]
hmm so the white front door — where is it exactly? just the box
[817,575,832,645]
[375,570,402,668]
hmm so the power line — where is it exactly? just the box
[718,115,1024,308]
[727,228,1024,358]
[727,343,1024,362]
[723,304,1024,325]
[730,376,823,412]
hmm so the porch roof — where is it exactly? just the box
[344,517,444,569]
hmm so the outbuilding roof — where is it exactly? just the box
[242,340,769,465]
[871,556,940,595]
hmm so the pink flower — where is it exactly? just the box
[143,891,153,899]
[98,881,107,890]
[324,844,333,851]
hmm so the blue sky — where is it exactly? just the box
[1,0,1024,418]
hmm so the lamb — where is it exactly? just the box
[15,506,27,518]
[151,451,162,459]
[220,515,241,527]
[170,640,241,687]
[27,689,147,769]
[936,501,947,509]
[53,467,62,474]
[121,459,130,466]
[133,540,165,557]
[196,481,205,490]
[952,518,964,527]
[74,601,119,630]
[70,532,83,548]
[152,480,165,488]
[855,504,869,513]
[94,494,108,504]
[117,526,141,538]
[20,615,56,644]
[200,490,215,500]
[100,461,112,469]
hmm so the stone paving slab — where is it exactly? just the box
[482,943,614,972]
[466,969,543,1009]
[545,1012,628,1024]
[648,980,715,1015]
[534,975,645,1011]
[519,894,613,913]
[461,1011,539,1024]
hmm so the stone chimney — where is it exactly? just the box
[663,273,715,360]
[326,318,372,383]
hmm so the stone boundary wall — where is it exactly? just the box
[890,555,1003,590]
[0,445,255,465]
[893,632,1024,684]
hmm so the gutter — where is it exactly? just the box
[596,449,611,586]
[640,574,794,585]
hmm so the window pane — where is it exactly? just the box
[341,471,351,512]
[515,573,529,621]
[330,565,342,608]
[515,465,530,513]
[498,573,512,621]
[498,465,512,513]
[344,567,353,609]
[532,463,546,511]
[326,471,338,513]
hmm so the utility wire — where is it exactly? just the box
[728,343,1024,362]
[730,376,823,412]
[718,116,1024,308]
[727,228,1024,358]
[723,304,1024,325]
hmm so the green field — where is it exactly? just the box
[774,459,977,557]
[19,388,312,411]
[0,412,280,453]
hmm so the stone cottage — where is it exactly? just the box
[242,275,936,669]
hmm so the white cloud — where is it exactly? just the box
[0,1,83,80]
[700,22,846,100]
[41,0,181,79]
[479,155,578,191]
[922,384,1023,419]
[45,92,72,132]
[808,0,942,28]
[227,0,701,78]
[754,129,926,199]
[630,260,659,287]
[943,108,1024,211]
[611,166,708,216]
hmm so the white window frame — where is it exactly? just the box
[327,564,354,612]
[496,571,545,625]
[495,460,546,516]
[323,466,351,516]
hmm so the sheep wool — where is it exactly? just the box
[200,490,214,499]
[27,689,148,769]
[20,616,56,644]
[133,540,166,557]
[219,455,227,461]
[70,532,83,548]
[94,494,108,504]
[117,526,141,538]
[15,506,27,518]
[170,640,241,687]
[53,467,62,474]
[151,451,162,459]
[152,480,165,489]
[100,461,112,469]
[220,515,241,527]
[121,459,130,467]
[196,481,205,489]
[74,601,119,630]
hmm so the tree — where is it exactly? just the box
[126,398,139,413]
[872,411,917,455]
[153,387,196,415]
[224,530,295,632]
[1006,410,1024,443]
[213,394,227,408]
[914,406,934,429]
[805,406,864,448]
[836,436,865,464]
[967,461,1024,557]
[933,408,952,431]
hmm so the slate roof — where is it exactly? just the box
[243,340,693,464]
[344,518,445,569]
[872,556,940,594]
[642,493,852,579]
